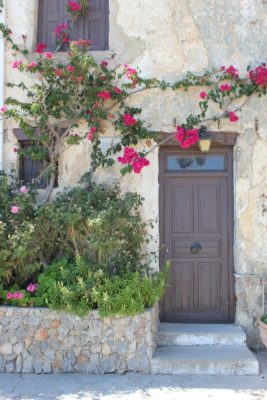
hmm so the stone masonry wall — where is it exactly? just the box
[0,305,159,374]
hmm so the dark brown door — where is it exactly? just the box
[160,148,235,322]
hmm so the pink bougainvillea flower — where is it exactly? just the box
[11,205,20,214]
[36,42,46,54]
[27,61,37,70]
[220,66,225,71]
[117,147,150,173]
[249,65,267,87]
[6,292,13,300]
[54,68,64,77]
[44,52,53,59]
[0,106,7,113]
[66,65,75,72]
[12,60,22,69]
[100,60,108,67]
[114,87,122,94]
[132,157,150,173]
[19,186,28,194]
[176,126,199,149]
[87,126,97,141]
[26,283,38,293]
[71,39,91,47]
[123,114,137,126]
[220,84,232,92]
[67,1,82,13]
[117,147,138,164]
[125,67,137,79]
[228,111,239,122]
[225,65,239,78]
[97,91,111,100]
[199,91,207,99]
[13,147,18,153]
[52,23,68,37]
[13,291,24,300]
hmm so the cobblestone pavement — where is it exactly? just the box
[0,351,266,400]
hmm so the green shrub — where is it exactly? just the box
[92,262,170,317]
[0,172,40,288]
[261,315,267,324]
[35,180,152,275]
[0,173,154,290]
[33,258,170,317]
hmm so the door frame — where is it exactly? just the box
[159,139,237,323]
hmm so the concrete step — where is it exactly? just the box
[158,323,246,346]
[151,345,259,375]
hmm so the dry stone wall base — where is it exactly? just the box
[0,304,159,374]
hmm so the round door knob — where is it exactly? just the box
[191,242,202,254]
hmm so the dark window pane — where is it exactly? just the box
[167,155,225,171]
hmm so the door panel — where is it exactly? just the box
[160,148,234,322]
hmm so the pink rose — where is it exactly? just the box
[13,291,24,300]
[97,91,111,100]
[36,43,46,54]
[19,186,28,194]
[220,84,232,92]
[44,52,53,59]
[123,114,137,126]
[87,126,97,141]
[67,65,75,72]
[27,61,37,70]
[12,60,22,69]
[199,91,207,99]
[26,283,38,293]
[11,206,20,214]
[228,111,239,122]
[0,106,7,113]
[114,87,122,94]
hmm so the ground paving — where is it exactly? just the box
[0,351,266,400]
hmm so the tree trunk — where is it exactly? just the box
[40,172,56,204]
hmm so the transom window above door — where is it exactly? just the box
[37,0,109,51]
[166,154,226,172]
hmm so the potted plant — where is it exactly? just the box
[258,315,267,347]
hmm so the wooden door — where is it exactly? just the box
[159,148,235,322]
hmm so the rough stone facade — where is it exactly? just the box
[0,305,159,374]
[2,1,267,347]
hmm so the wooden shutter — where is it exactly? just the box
[38,0,109,51]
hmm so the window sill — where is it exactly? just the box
[30,50,115,63]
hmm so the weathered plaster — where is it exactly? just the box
[3,0,267,346]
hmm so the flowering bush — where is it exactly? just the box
[0,172,40,288]
[1,258,169,317]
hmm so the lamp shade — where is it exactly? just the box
[198,133,212,154]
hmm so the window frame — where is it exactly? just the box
[37,0,109,52]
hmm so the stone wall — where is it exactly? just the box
[2,0,267,347]
[0,305,159,374]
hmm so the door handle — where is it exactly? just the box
[191,242,202,254]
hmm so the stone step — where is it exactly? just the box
[158,323,246,346]
[151,345,259,375]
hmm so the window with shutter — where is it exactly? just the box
[14,130,57,189]
[38,0,109,51]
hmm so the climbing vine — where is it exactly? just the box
[0,0,267,202]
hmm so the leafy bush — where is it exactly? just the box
[0,173,155,293]
[34,180,151,275]
[29,258,170,317]
[261,315,267,325]
[0,172,41,288]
